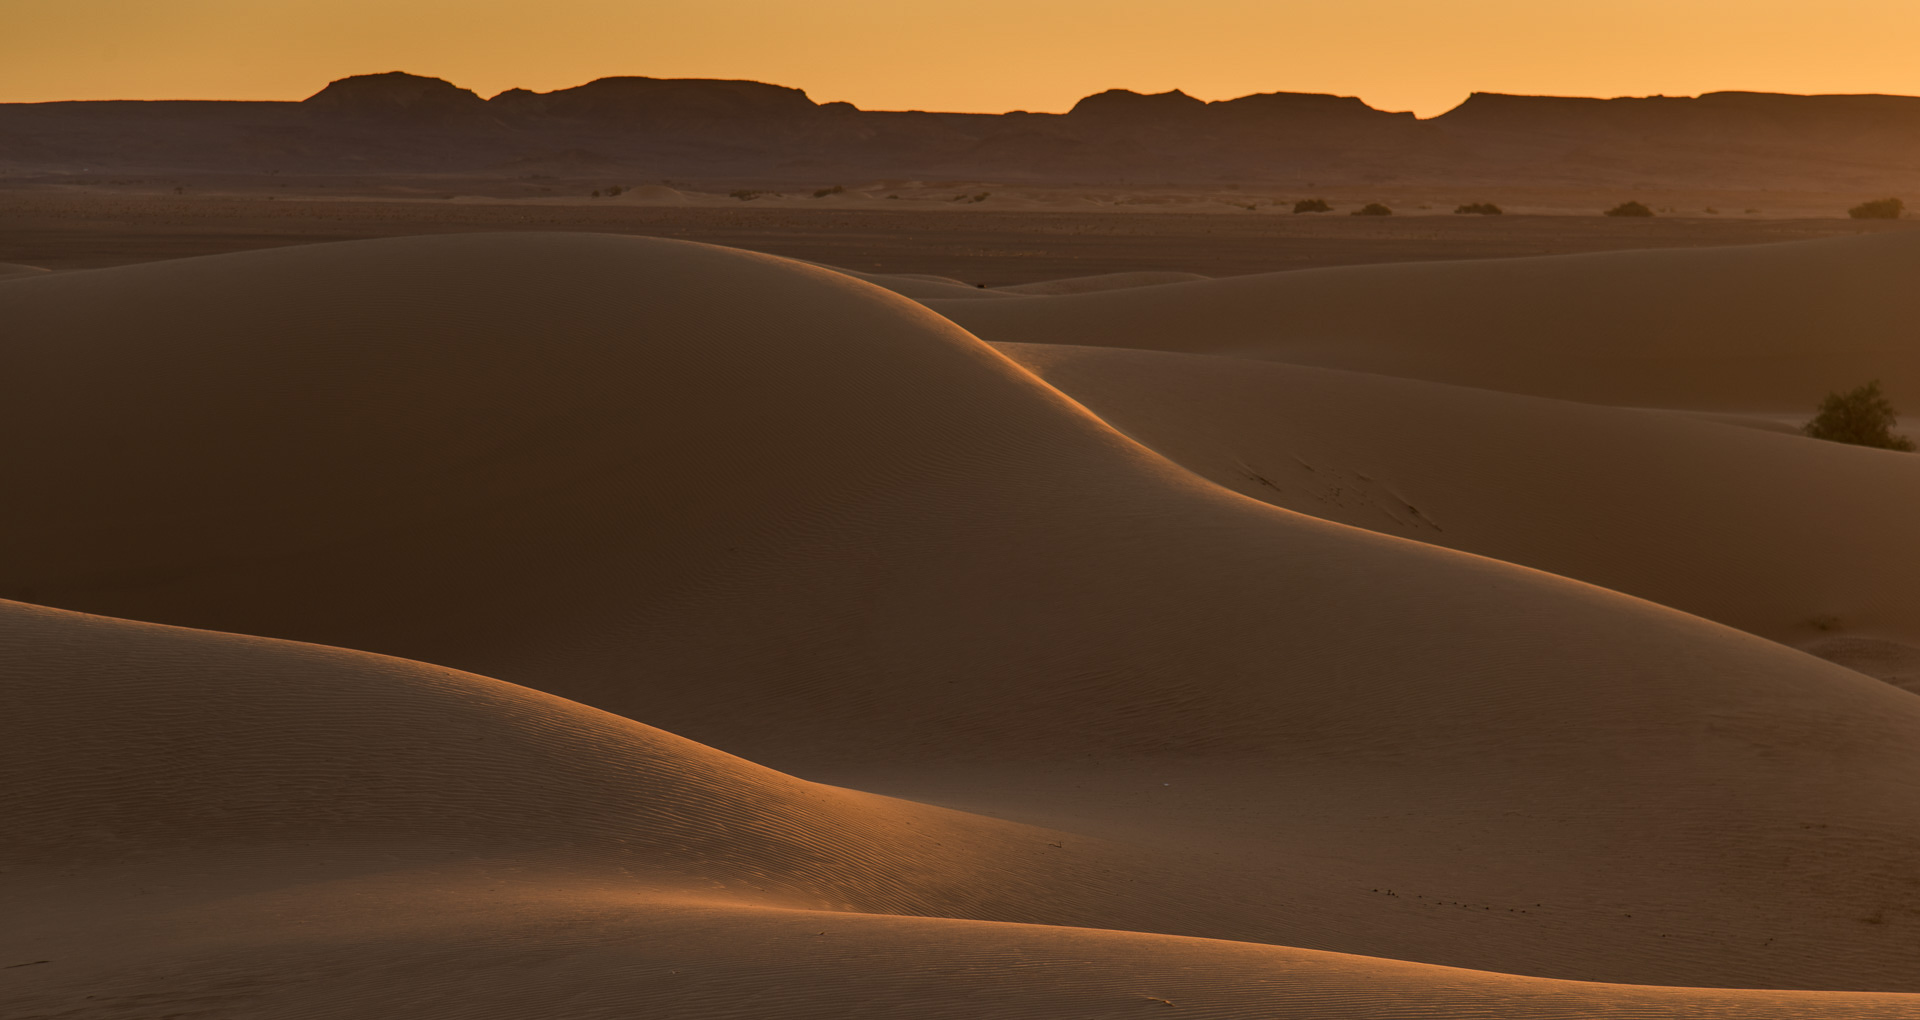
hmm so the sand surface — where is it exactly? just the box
[3,230,1918,1017]
[4,186,1913,280]
[934,231,1920,409]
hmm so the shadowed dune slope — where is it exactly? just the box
[5,602,1919,1019]
[0,601,1094,914]
[998,343,1920,650]
[804,262,1017,299]
[995,269,1212,295]
[0,262,51,280]
[935,232,1920,410]
[3,234,1920,990]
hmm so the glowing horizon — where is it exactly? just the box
[8,0,1920,118]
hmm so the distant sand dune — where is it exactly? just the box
[826,266,1215,300]
[999,343,1920,649]
[996,269,1211,294]
[4,234,1920,996]
[610,183,694,206]
[935,232,1920,410]
[1801,635,1920,694]
[817,265,1012,299]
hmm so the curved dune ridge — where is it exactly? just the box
[998,342,1920,651]
[4,605,1917,1019]
[933,232,1920,409]
[994,269,1213,295]
[823,266,1216,301]
[3,233,1920,1012]
[0,262,51,280]
[813,263,1014,299]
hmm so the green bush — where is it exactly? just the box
[1803,380,1915,451]
[1293,199,1332,214]
[1848,197,1904,220]
[1351,203,1392,216]
[1604,201,1654,217]
[1455,202,1502,215]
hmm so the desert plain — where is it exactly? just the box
[4,73,1920,1019]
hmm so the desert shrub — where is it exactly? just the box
[590,189,601,198]
[1848,197,1905,220]
[813,185,845,198]
[1802,380,1915,451]
[1455,202,1502,215]
[1293,198,1332,214]
[1352,203,1392,216]
[730,189,762,201]
[606,185,625,197]
[1604,201,1653,217]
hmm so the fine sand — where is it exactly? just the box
[933,231,1920,409]
[995,343,1920,652]
[3,231,1918,1017]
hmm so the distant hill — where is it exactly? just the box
[303,71,489,119]
[1,70,1916,194]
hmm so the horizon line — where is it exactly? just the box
[10,71,1920,121]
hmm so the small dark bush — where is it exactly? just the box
[1803,380,1915,451]
[1604,201,1654,217]
[813,185,845,198]
[730,189,762,201]
[590,189,601,198]
[1455,202,1502,215]
[1293,199,1332,214]
[606,185,625,197]
[1351,203,1392,216]
[1848,197,1905,220]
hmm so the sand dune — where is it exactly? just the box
[995,269,1212,294]
[998,343,1920,650]
[5,602,1918,1019]
[1801,635,1920,695]
[821,265,1012,298]
[610,183,694,206]
[935,232,1920,409]
[4,233,1920,997]
[832,266,1214,300]
[0,601,1086,912]
[0,262,50,280]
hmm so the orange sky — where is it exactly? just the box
[7,0,1920,117]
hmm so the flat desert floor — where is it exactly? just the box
[4,194,1920,1018]
[3,184,1915,279]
